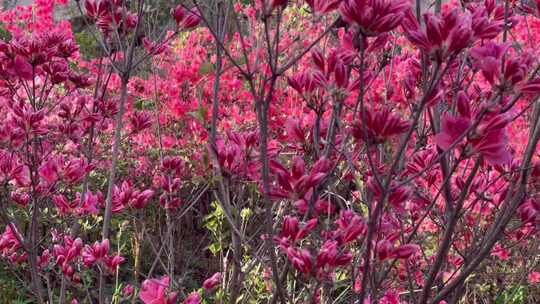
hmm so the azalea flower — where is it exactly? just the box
[352,107,410,144]
[528,272,540,284]
[182,292,201,304]
[404,9,476,61]
[139,276,178,304]
[202,272,222,291]
[81,239,109,267]
[340,0,410,36]
[436,114,511,165]
[171,6,200,29]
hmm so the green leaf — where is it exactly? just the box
[208,242,221,255]
[187,104,208,124]
[199,61,214,75]
[240,208,252,220]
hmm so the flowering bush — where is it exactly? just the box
[0,0,540,303]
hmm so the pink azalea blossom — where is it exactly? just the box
[182,292,201,304]
[202,272,222,291]
[528,272,540,284]
[139,276,178,304]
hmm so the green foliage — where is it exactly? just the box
[495,285,528,304]
[74,31,100,59]
[241,264,271,304]
[0,24,11,42]
[204,201,226,256]
[134,99,156,111]
[0,265,31,303]
[187,104,208,126]
[240,208,252,221]
[198,61,214,75]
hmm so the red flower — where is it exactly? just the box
[10,191,29,207]
[436,114,511,165]
[286,247,313,275]
[103,254,125,271]
[82,239,109,267]
[122,284,135,297]
[269,157,331,199]
[316,240,353,270]
[367,179,411,211]
[53,195,74,216]
[143,38,168,56]
[406,149,439,186]
[53,237,83,276]
[469,115,511,165]
[517,199,540,224]
[340,0,410,36]
[111,182,133,213]
[0,225,22,257]
[62,159,91,184]
[405,10,474,61]
[53,192,99,216]
[130,189,154,209]
[77,192,100,216]
[313,199,336,216]
[39,158,60,184]
[469,2,505,39]
[334,59,349,88]
[172,6,200,29]
[335,210,366,244]
[270,0,288,10]
[392,243,420,259]
[130,111,152,133]
[84,0,109,20]
[528,272,540,284]
[352,107,410,144]
[280,216,299,239]
[306,0,342,14]
[287,69,327,95]
[435,115,471,151]
[470,42,510,84]
[284,119,306,143]
[13,55,33,80]
[377,239,394,261]
[39,249,50,268]
[380,291,400,304]
[182,292,201,304]
[202,272,222,291]
[278,216,318,242]
[520,78,540,95]
[490,244,510,261]
[139,276,178,304]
